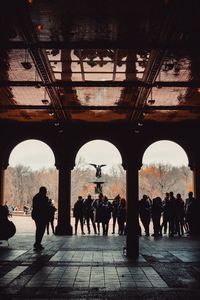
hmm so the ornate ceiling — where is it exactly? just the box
[0,0,200,125]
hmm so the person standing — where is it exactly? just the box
[185,191,197,236]
[93,193,104,235]
[117,198,127,235]
[101,196,112,235]
[46,199,57,235]
[139,194,151,236]
[111,194,120,234]
[83,195,97,234]
[161,192,170,235]
[168,191,177,237]
[151,197,163,237]
[176,193,185,236]
[31,186,49,250]
[73,196,85,235]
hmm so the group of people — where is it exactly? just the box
[139,191,199,237]
[73,193,127,236]
[1,186,199,251]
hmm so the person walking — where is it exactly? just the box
[31,186,49,250]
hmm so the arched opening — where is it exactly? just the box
[139,140,193,237]
[72,139,125,235]
[4,139,58,233]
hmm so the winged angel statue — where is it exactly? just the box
[89,164,106,178]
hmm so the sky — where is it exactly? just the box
[8,139,189,172]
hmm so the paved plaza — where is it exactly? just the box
[0,216,200,299]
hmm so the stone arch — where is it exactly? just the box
[139,139,192,200]
[75,139,123,166]
[71,139,124,206]
[72,138,123,169]
[5,138,56,169]
[142,140,189,167]
[139,138,191,170]
[3,139,57,210]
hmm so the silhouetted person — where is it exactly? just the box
[84,195,97,234]
[112,194,121,234]
[161,192,170,234]
[73,196,85,235]
[0,204,16,241]
[151,197,163,237]
[93,193,104,234]
[176,193,185,236]
[46,199,57,235]
[101,196,112,235]
[168,191,177,237]
[117,198,127,235]
[185,191,198,236]
[31,186,49,250]
[139,194,151,236]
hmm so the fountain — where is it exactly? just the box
[89,164,106,195]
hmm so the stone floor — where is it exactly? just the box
[0,216,200,299]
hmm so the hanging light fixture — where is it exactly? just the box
[41,88,49,105]
[21,49,32,70]
[148,88,155,105]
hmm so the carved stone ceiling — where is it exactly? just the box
[0,0,200,124]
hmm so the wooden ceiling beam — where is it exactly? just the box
[1,105,200,111]
[1,80,200,88]
[2,41,200,51]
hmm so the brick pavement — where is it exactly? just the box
[0,216,200,299]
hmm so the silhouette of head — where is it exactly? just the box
[39,186,47,195]
[142,194,148,200]
[188,191,193,198]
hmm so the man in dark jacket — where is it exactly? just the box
[73,196,85,235]
[139,194,151,236]
[32,186,49,250]
[84,195,97,234]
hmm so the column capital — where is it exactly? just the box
[123,160,142,171]
[55,162,74,171]
[0,160,8,170]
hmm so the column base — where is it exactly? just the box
[126,236,139,259]
[126,249,139,259]
[55,224,73,235]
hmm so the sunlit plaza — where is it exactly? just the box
[0,215,200,299]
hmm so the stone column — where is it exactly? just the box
[125,161,140,258]
[55,165,73,235]
[192,158,200,235]
[0,163,5,205]
[193,159,200,201]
